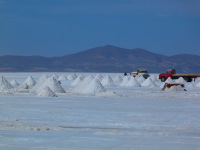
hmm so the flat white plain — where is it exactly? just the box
[0,72,200,150]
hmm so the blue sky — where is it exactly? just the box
[0,0,200,56]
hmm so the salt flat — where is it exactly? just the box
[0,72,200,150]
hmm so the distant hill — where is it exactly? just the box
[0,45,200,73]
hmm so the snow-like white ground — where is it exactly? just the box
[0,72,200,150]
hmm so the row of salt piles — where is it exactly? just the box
[72,75,106,95]
[53,74,77,81]
[31,75,66,97]
[71,75,85,86]
[120,75,158,87]
[58,73,127,83]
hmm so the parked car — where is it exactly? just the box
[130,69,150,79]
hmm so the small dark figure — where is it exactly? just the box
[124,72,127,76]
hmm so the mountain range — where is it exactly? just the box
[0,45,200,73]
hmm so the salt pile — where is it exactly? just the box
[0,76,14,93]
[11,80,19,88]
[31,75,50,93]
[23,76,36,87]
[141,77,157,87]
[137,75,145,83]
[165,85,185,91]
[79,74,85,79]
[150,84,158,88]
[94,73,103,81]
[37,86,57,97]
[175,77,186,84]
[86,75,94,79]
[67,74,77,81]
[165,77,174,83]
[126,77,141,87]
[71,75,84,86]
[72,75,94,93]
[39,75,50,83]
[36,77,66,94]
[58,75,67,81]
[19,83,29,89]
[196,77,200,82]
[101,75,115,87]
[188,83,195,88]
[52,74,59,79]
[82,78,106,95]
[120,76,130,86]
[150,75,159,82]
[196,81,200,88]
[113,75,122,82]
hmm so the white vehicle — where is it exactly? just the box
[130,69,150,79]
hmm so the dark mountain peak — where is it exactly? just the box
[79,45,128,53]
[101,45,125,49]
[72,45,129,59]
[131,48,152,53]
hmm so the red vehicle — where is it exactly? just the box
[159,69,200,82]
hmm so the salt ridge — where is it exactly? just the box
[82,78,106,95]
[113,75,122,82]
[37,86,57,97]
[101,75,115,87]
[0,76,14,93]
[141,77,157,87]
[23,76,36,87]
[120,76,130,86]
[126,77,141,87]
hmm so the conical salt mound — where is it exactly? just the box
[196,77,200,82]
[120,76,130,86]
[150,84,158,88]
[0,76,14,93]
[39,75,50,83]
[188,83,195,88]
[67,74,77,81]
[165,77,174,83]
[126,77,141,87]
[37,86,57,97]
[113,75,122,82]
[79,74,85,79]
[94,73,103,81]
[58,75,67,81]
[137,75,145,83]
[72,75,94,93]
[196,81,200,88]
[101,75,115,87]
[175,77,186,84]
[19,83,29,89]
[141,77,157,87]
[52,74,59,79]
[86,75,94,79]
[36,77,66,94]
[23,76,36,87]
[11,80,19,88]
[82,78,106,95]
[31,74,50,93]
[150,75,158,82]
[71,75,83,86]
